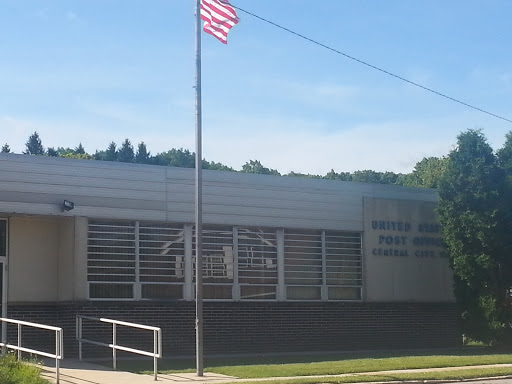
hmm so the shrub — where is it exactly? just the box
[0,354,49,384]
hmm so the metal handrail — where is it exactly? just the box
[0,317,63,384]
[76,315,162,381]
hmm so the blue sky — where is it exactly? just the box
[1,0,511,174]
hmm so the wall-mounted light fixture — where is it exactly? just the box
[61,199,75,212]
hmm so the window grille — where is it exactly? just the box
[237,227,277,300]
[325,231,362,300]
[194,226,233,299]
[87,221,136,299]
[139,223,185,299]
[86,219,363,302]
[284,229,323,300]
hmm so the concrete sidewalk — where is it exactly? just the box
[40,359,238,384]
[40,360,512,384]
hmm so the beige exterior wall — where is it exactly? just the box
[363,197,455,302]
[8,215,77,302]
[73,217,88,301]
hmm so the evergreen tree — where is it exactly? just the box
[23,132,45,155]
[46,147,59,157]
[118,139,134,163]
[135,142,151,164]
[1,144,10,153]
[74,143,86,155]
[104,142,118,161]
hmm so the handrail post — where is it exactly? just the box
[112,323,117,370]
[55,329,60,384]
[0,317,63,384]
[17,323,21,360]
[158,328,162,357]
[78,316,83,361]
[153,329,157,381]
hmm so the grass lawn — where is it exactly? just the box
[106,346,512,379]
[231,367,512,384]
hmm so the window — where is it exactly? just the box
[88,221,186,300]
[194,226,233,300]
[139,223,185,299]
[238,227,277,300]
[87,219,363,302]
[284,229,323,300]
[325,231,362,300]
[87,221,136,299]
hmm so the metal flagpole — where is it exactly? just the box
[194,0,204,377]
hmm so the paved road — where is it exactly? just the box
[464,380,512,384]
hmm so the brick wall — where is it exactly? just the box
[1,301,460,358]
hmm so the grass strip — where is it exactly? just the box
[229,367,512,384]
[192,354,512,378]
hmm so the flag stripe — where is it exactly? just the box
[200,8,237,31]
[201,0,238,22]
[200,10,234,34]
[200,0,239,44]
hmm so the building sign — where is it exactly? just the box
[370,220,447,259]
[363,197,454,302]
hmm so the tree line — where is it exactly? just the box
[2,130,512,344]
[1,132,445,184]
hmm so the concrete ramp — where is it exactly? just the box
[40,359,238,384]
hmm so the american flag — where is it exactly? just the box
[200,0,239,44]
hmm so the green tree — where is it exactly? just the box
[118,139,134,163]
[286,171,322,179]
[135,142,151,164]
[324,169,352,181]
[438,129,512,343]
[46,147,59,157]
[74,143,86,155]
[154,148,195,168]
[350,170,398,184]
[104,141,118,161]
[1,144,10,153]
[241,160,280,175]
[204,161,235,172]
[62,152,92,160]
[23,131,45,155]
[398,157,448,188]
[497,131,512,182]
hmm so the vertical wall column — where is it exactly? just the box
[232,227,240,301]
[276,228,285,301]
[321,230,328,300]
[134,221,141,300]
[184,224,194,301]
